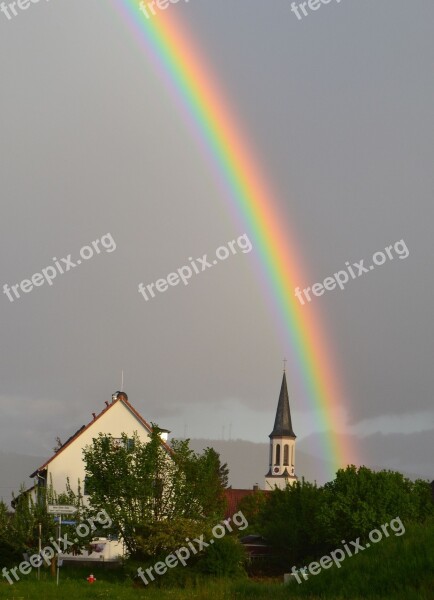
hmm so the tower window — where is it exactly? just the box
[283,444,289,466]
[275,444,281,465]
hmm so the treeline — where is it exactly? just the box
[239,465,434,572]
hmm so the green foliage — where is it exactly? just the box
[169,441,228,520]
[9,484,57,555]
[82,428,228,557]
[0,500,20,567]
[292,517,434,599]
[318,466,434,547]
[0,499,9,539]
[250,466,433,569]
[3,477,90,559]
[256,479,327,565]
[196,535,247,577]
[135,517,208,560]
[83,430,170,554]
[237,490,269,530]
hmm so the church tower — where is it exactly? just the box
[265,369,297,490]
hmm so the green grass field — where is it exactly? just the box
[1,519,433,599]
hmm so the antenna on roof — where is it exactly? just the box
[283,357,287,372]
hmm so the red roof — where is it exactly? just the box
[224,488,270,518]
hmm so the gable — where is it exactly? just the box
[31,396,159,477]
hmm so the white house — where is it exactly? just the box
[29,391,170,499]
[23,391,171,561]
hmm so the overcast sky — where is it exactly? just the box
[0,1,433,482]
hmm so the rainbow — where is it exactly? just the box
[110,0,357,476]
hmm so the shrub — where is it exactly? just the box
[196,536,247,577]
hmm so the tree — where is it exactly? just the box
[7,477,91,562]
[318,466,434,546]
[237,490,269,529]
[0,500,19,567]
[82,428,228,557]
[10,484,56,555]
[256,479,327,565]
[170,441,228,519]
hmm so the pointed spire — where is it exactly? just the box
[270,371,296,438]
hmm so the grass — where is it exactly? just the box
[1,518,433,599]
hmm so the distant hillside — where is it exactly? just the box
[187,438,428,489]
[187,438,336,488]
[0,451,46,506]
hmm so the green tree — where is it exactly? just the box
[319,466,434,546]
[237,490,269,531]
[256,479,326,565]
[0,500,9,540]
[170,441,228,520]
[9,484,55,555]
[82,428,228,557]
[135,517,208,560]
[253,467,434,570]
[0,500,19,567]
[7,477,89,560]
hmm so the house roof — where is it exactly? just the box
[224,488,270,519]
[269,371,296,438]
[30,392,171,477]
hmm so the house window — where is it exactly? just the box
[112,438,134,451]
[283,445,289,466]
[275,444,281,465]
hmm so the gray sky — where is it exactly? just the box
[0,1,433,481]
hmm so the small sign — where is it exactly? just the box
[54,518,77,525]
[47,505,77,515]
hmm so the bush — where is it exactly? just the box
[196,536,247,578]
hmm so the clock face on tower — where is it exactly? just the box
[273,467,279,474]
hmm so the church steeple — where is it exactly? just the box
[270,371,296,439]
[265,367,298,490]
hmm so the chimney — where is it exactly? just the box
[92,413,97,420]
[112,391,128,403]
[253,483,259,491]
[158,428,170,442]
[105,401,109,407]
